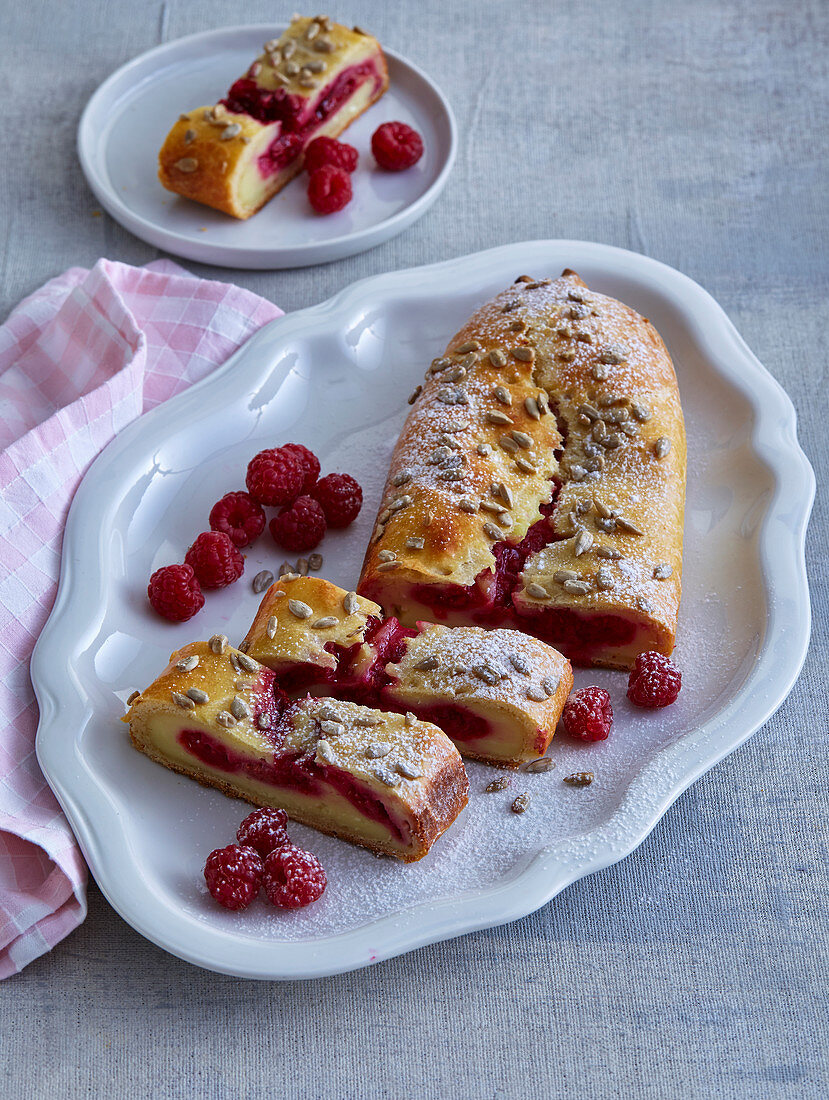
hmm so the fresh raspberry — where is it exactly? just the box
[147,563,204,622]
[311,473,363,528]
[246,447,304,507]
[209,491,266,549]
[307,165,353,214]
[184,531,245,589]
[627,651,682,708]
[562,686,614,742]
[281,443,321,494]
[269,495,326,552]
[371,121,424,171]
[263,844,326,909]
[236,808,289,857]
[203,844,263,910]
[304,136,358,174]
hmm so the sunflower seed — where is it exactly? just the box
[524,396,541,420]
[599,344,627,364]
[343,591,359,615]
[477,442,493,455]
[484,776,510,794]
[305,19,320,38]
[312,616,338,629]
[373,765,401,787]
[179,113,191,122]
[405,712,417,726]
[603,433,622,450]
[230,696,251,721]
[481,499,505,515]
[288,599,313,620]
[266,615,278,639]
[294,557,308,576]
[483,521,503,539]
[501,300,520,312]
[486,410,513,426]
[284,59,300,75]
[252,570,274,594]
[171,691,195,710]
[509,653,531,675]
[655,437,671,459]
[126,690,140,705]
[183,129,196,144]
[377,561,400,572]
[396,760,422,780]
[593,499,613,519]
[282,38,296,57]
[378,549,397,562]
[592,419,607,441]
[354,715,381,727]
[237,640,250,653]
[176,654,199,672]
[493,385,512,406]
[174,157,198,172]
[406,536,425,550]
[526,684,548,702]
[511,793,530,814]
[313,36,335,52]
[616,516,644,536]
[472,663,500,685]
[489,349,507,368]
[653,563,673,580]
[221,123,242,140]
[315,739,335,764]
[592,363,609,380]
[574,529,594,556]
[515,457,538,474]
[209,634,228,655]
[320,720,344,738]
[638,595,654,613]
[458,498,478,513]
[257,714,269,730]
[554,569,578,583]
[414,656,439,671]
[526,582,548,599]
[564,771,594,787]
[237,652,260,673]
[457,340,481,354]
[631,403,652,422]
[597,567,615,590]
[596,546,621,562]
[563,579,592,595]
[408,385,422,404]
[525,757,555,773]
[216,711,236,728]
[498,435,519,454]
[183,687,207,705]
[511,430,532,449]
[513,346,535,362]
[390,495,412,511]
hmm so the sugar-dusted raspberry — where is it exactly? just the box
[246,447,304,507]
[209,491,266,549]
[307,165,352,214]
[311,473,363,528]
[562,686,613,742]
[203,844,263,910]
[263,844,326,909]
[281,443,321,494]
[371,121,424,171]
[236,807,289,857]
[627,651,682,708]
[147,563,204,622]
[184,531,245,589]
[269,495,326,552]
[304,136,358,175]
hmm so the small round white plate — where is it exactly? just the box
[32,242,814,979]
[77,25,456,268]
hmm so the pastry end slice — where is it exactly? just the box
[125,640,468,862]
[158,18,389,219]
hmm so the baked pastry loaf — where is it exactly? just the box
[241,574,573,767]
[158,17,388,219]
[358,271,686,669]
[125,640,467,862]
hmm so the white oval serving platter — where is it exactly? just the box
[77,24,457,268]
[32,241,814,979]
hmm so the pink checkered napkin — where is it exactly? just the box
[0,258,281,978]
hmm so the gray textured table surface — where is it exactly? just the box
[3,1,827,1097]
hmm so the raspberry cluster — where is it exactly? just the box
[203,807,326,912]
[304,122,424,216]
[146,441,363,622]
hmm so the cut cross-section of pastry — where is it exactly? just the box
[125,640,468,862]
[158,17,389,218]
[357,270,687,669]
[241,574,573,767]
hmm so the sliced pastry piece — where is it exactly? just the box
[358,270,686,669]
[241,574,573,766]
[124,640,467,862]
[158,16,388,218]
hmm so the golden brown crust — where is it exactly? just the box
[158,18,389,219]
[358,271,686,666]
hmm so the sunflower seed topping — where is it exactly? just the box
[126,690,140,706]
[501,300,520,312]
[654,437,672,459]
[406,536,425,550]
[511,793,530,814]
[515,456,538,474]
[183,687,207,705]
[312,617,338,629]
[265,615,278,639]
[511,430,532,449]
[396,760,423,780]
[489,349,507,368]
[493,385,512,406]
[320,720,345,738]
[596,545,622,560]
[183,128,196,145]
[227,696,249,721]
[486,776,511,792]
[486,410,514,426]
[574,529,594,556]
[174,157,198,172]
[526,684,548,702]
[597,567,615,590]
[209,634,228,655]
[237,652,260,673]
[564,771,594,787]
[524,396,541,420]
[457,340,481,354]
[377,560,400,572]
[408,385,422,404]
[414,655,439,672]
[554,569,578,583]
[378,549,397,562]
[563,578,593,595]
[458,498,478,513]
[483,521,503,539]
[252,569,274,594]
[172,691,195,710]
[477,442,493,456]
[499,435,519,454]
[354,715,381,727]
[631,403,652,422]
[221,123,242,140]
[373,765,401,787]
[175,654,199,673]
[525,757,555,774]
[472,663,501,685]
[592,363,609,380]
[653,562,673,580]
[343,591,359,615]
[509,653,531,675]
[214,711,236,730]
[616,516,644,536]
[512,346,535,362]
[526,582,548,599]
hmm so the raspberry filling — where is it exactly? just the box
[179,713,406,844]
[222,61,384,179]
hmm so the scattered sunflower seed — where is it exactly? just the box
[574,529,594,556]
[185,687,208,704]
[320,720,344,737]
[509,653,531,675]
[126,690,140,705]
[221,123,242,140]
[483,521,503,539]
[343,591,359,615]
[493,385,512,406]
[378,549,397,562]
[564,772,594,787]
[486,776,511,792]
[315,740,335,764]
[515,457,538,474]
[373,765,401,787]
[252,570,274,594]
[408,386,422,404]
[597,567,615,590]
[236,652,260,673]
[216,711,236,729]
[554,569,578,583]
[172,691,195,710]
[458,498,478,513]
[653,563,673,580]
[563,578,592,595]
[176,654,199,672]
[377,561,400,572]
[312,616,338,629]
[524,396,541,420]
[405,712,417,727]
[230,696,251,721]
[525,757,555,774]
[616,516,644,536]
[486,410,514,426]
[654,437,671,459]
[631,403,652,422]
[396,761,422,780]
[489,348,507,368]
[472,663,500,685]
[525,685,548,702]
[406,536,425,550]
[456,340,481,354]
[511,793,530,814]
[498,435,519,454]
[288,599,313,619]
[174,157,198,172]
[526,582,548,599]
[209,634,228,655]
[354,715,381,727]
[266,616,278,639]
[513,346,535,362]
[414,656,439,671]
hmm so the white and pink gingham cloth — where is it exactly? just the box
[0,258,280,978]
